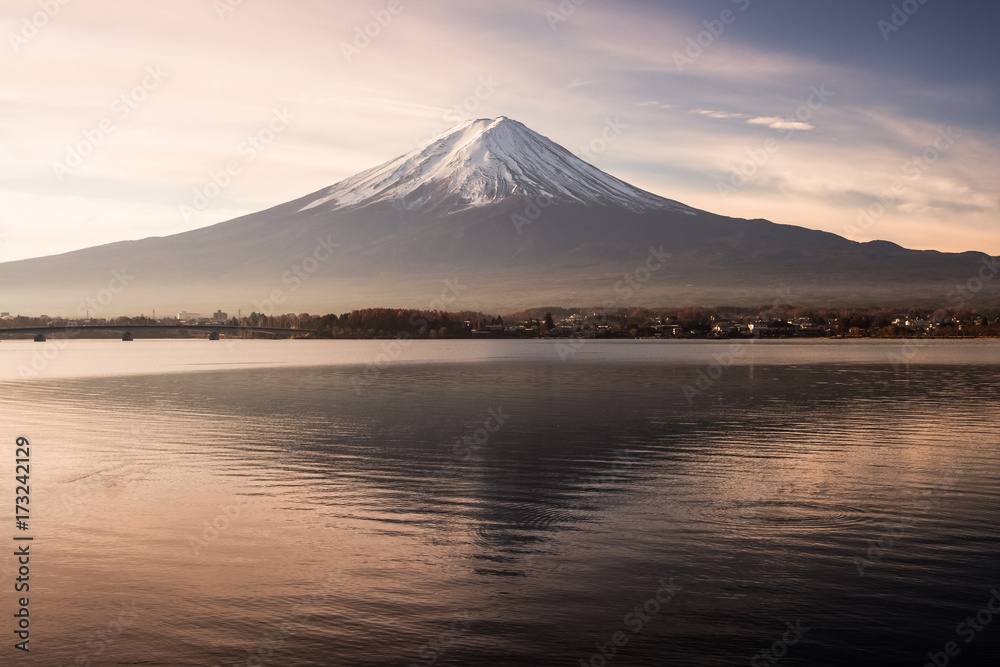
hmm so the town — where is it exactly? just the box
[1,305,998,339]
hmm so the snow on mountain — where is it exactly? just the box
[299,116,694,214]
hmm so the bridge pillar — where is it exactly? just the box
[122,331,133,341]
[209,331,220,340]
[33,334,46,342]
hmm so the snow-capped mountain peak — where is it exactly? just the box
[299,116,692,213]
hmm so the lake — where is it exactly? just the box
[1,339,998,666]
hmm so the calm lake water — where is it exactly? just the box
[1,339,999,666]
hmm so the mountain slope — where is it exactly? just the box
[0,116,995,316]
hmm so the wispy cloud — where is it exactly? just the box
[747,117,814,131]
[691,109,747,119]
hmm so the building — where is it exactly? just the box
[213,310,228,322]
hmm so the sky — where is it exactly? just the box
[0,0,997,262]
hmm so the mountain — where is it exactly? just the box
[0,116,996,316]
[298,116,691,214]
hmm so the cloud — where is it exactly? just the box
[691,109,747,119]
[747,117,815,131]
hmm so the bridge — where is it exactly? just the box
[0,324,319,342]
